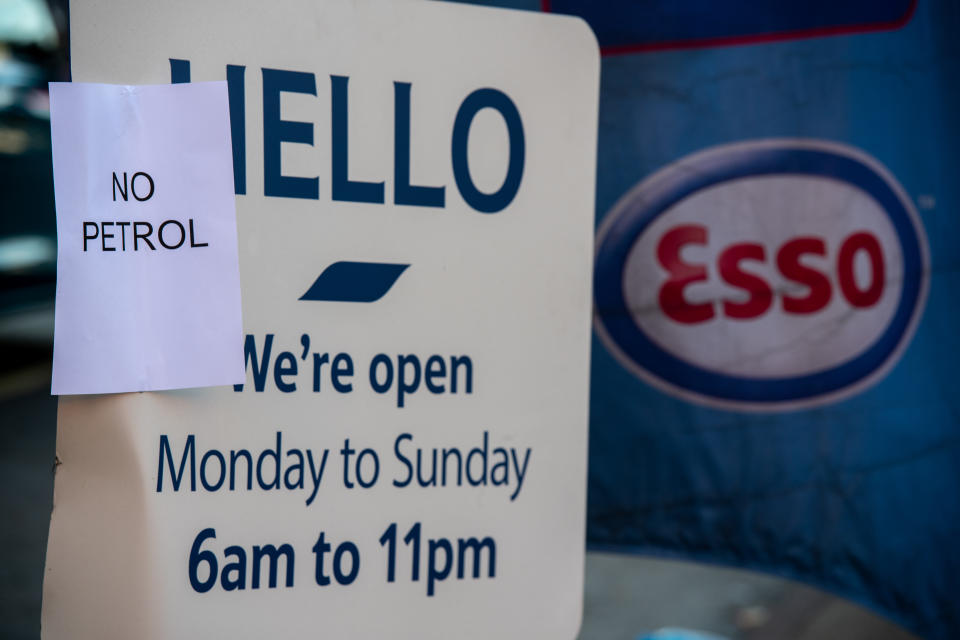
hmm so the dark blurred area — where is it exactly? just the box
[1,3,64,639]
[0,0,66,358]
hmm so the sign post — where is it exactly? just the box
[43,1,600,638]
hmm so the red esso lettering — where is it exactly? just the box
[656,224,885,324]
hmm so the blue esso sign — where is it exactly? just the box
[594,140,929,411]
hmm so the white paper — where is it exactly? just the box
[49,81,244,395]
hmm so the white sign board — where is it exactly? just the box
[49,81,244,395]
[43,1,599,638]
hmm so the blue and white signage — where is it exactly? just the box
[43,1,599,638]
[594,139,929,411]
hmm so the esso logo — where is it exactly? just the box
[656,226,886,324]
[594,140,929,411]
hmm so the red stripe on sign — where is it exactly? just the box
[542,0,917,57]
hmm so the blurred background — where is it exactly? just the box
[0,2,63,633]
[0,0,943,638]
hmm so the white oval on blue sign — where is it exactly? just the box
[594,139,929,411]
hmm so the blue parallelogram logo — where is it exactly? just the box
[300,261,409,303]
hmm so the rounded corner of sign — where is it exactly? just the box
[565,606,586,640]
[572,17,602,61]
[549,14,601,68]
